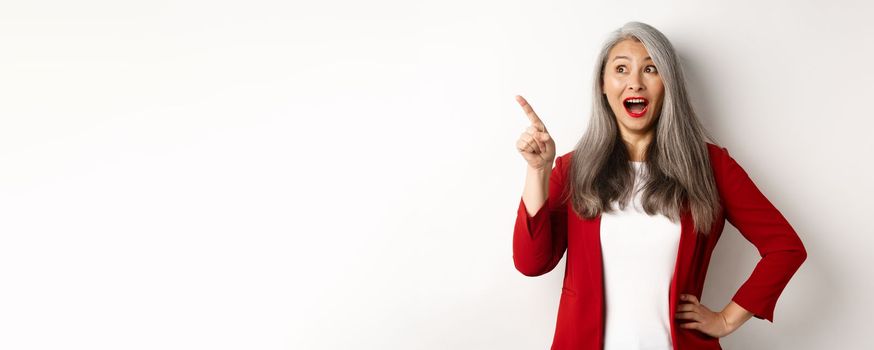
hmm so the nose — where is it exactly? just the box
[627,73,644,92]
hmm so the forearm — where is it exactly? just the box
[521,165,550,217]
[720,301,755,332]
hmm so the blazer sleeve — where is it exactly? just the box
[512,155,569,277]
[715,146,808,323]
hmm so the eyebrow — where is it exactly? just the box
[612,55,652,62]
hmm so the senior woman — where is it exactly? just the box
[512,21,807,350]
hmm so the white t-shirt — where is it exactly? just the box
[600,161,682,350]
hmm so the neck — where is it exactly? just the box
[620,131,654,162]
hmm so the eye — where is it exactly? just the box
[616,65,626,73]
[645,65,658,73]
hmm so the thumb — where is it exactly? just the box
[542,135,553,152]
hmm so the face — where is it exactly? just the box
[601,39,664,138]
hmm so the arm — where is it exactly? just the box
[715,147,808,323]
[512,155,569,277]
[720,300,754,332]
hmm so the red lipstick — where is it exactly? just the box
[622,96,649,118]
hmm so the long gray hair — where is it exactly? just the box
[563,21,722,235]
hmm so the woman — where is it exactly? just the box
[512,22,807,350]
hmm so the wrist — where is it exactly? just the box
[719,301,754,333]
[527,164,552,176]
[529,159,554,172]
[718,311,737,333]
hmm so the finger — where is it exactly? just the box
[675,311,702,322]
[525,127,546,152]
[522,132,542,154]
[517,137,536,154]
[535,132,547,152]
[675,304,695,312]
[680,294,700,305]
[539,131,552,147]
[524,126,549,149]
[524,126,538,137]
[537,131,552,152]
[517,139,534,153]
[515,95,545,129]
[680,322,701,330]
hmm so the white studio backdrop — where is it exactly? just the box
[0,0,871,349]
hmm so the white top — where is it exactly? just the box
[600,161,682,350]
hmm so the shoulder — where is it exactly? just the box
[705,142,731,172]
[705,142,751,188]
[705,142,727,159]
[556,150,575,169]
[558,150,575,162]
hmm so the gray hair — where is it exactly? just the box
[562,21,722,235]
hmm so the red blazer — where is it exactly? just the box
[513,142,807,350]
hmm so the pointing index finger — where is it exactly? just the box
[515,95,546,131]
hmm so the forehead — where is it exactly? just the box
[608,39,652,62]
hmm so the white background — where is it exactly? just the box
[1,0,871,349]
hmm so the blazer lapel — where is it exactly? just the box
[586,214,605,349]
[668,205,699,349]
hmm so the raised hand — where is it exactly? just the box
[515,95,556,171]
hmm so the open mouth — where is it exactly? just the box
[623,96,649,117]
